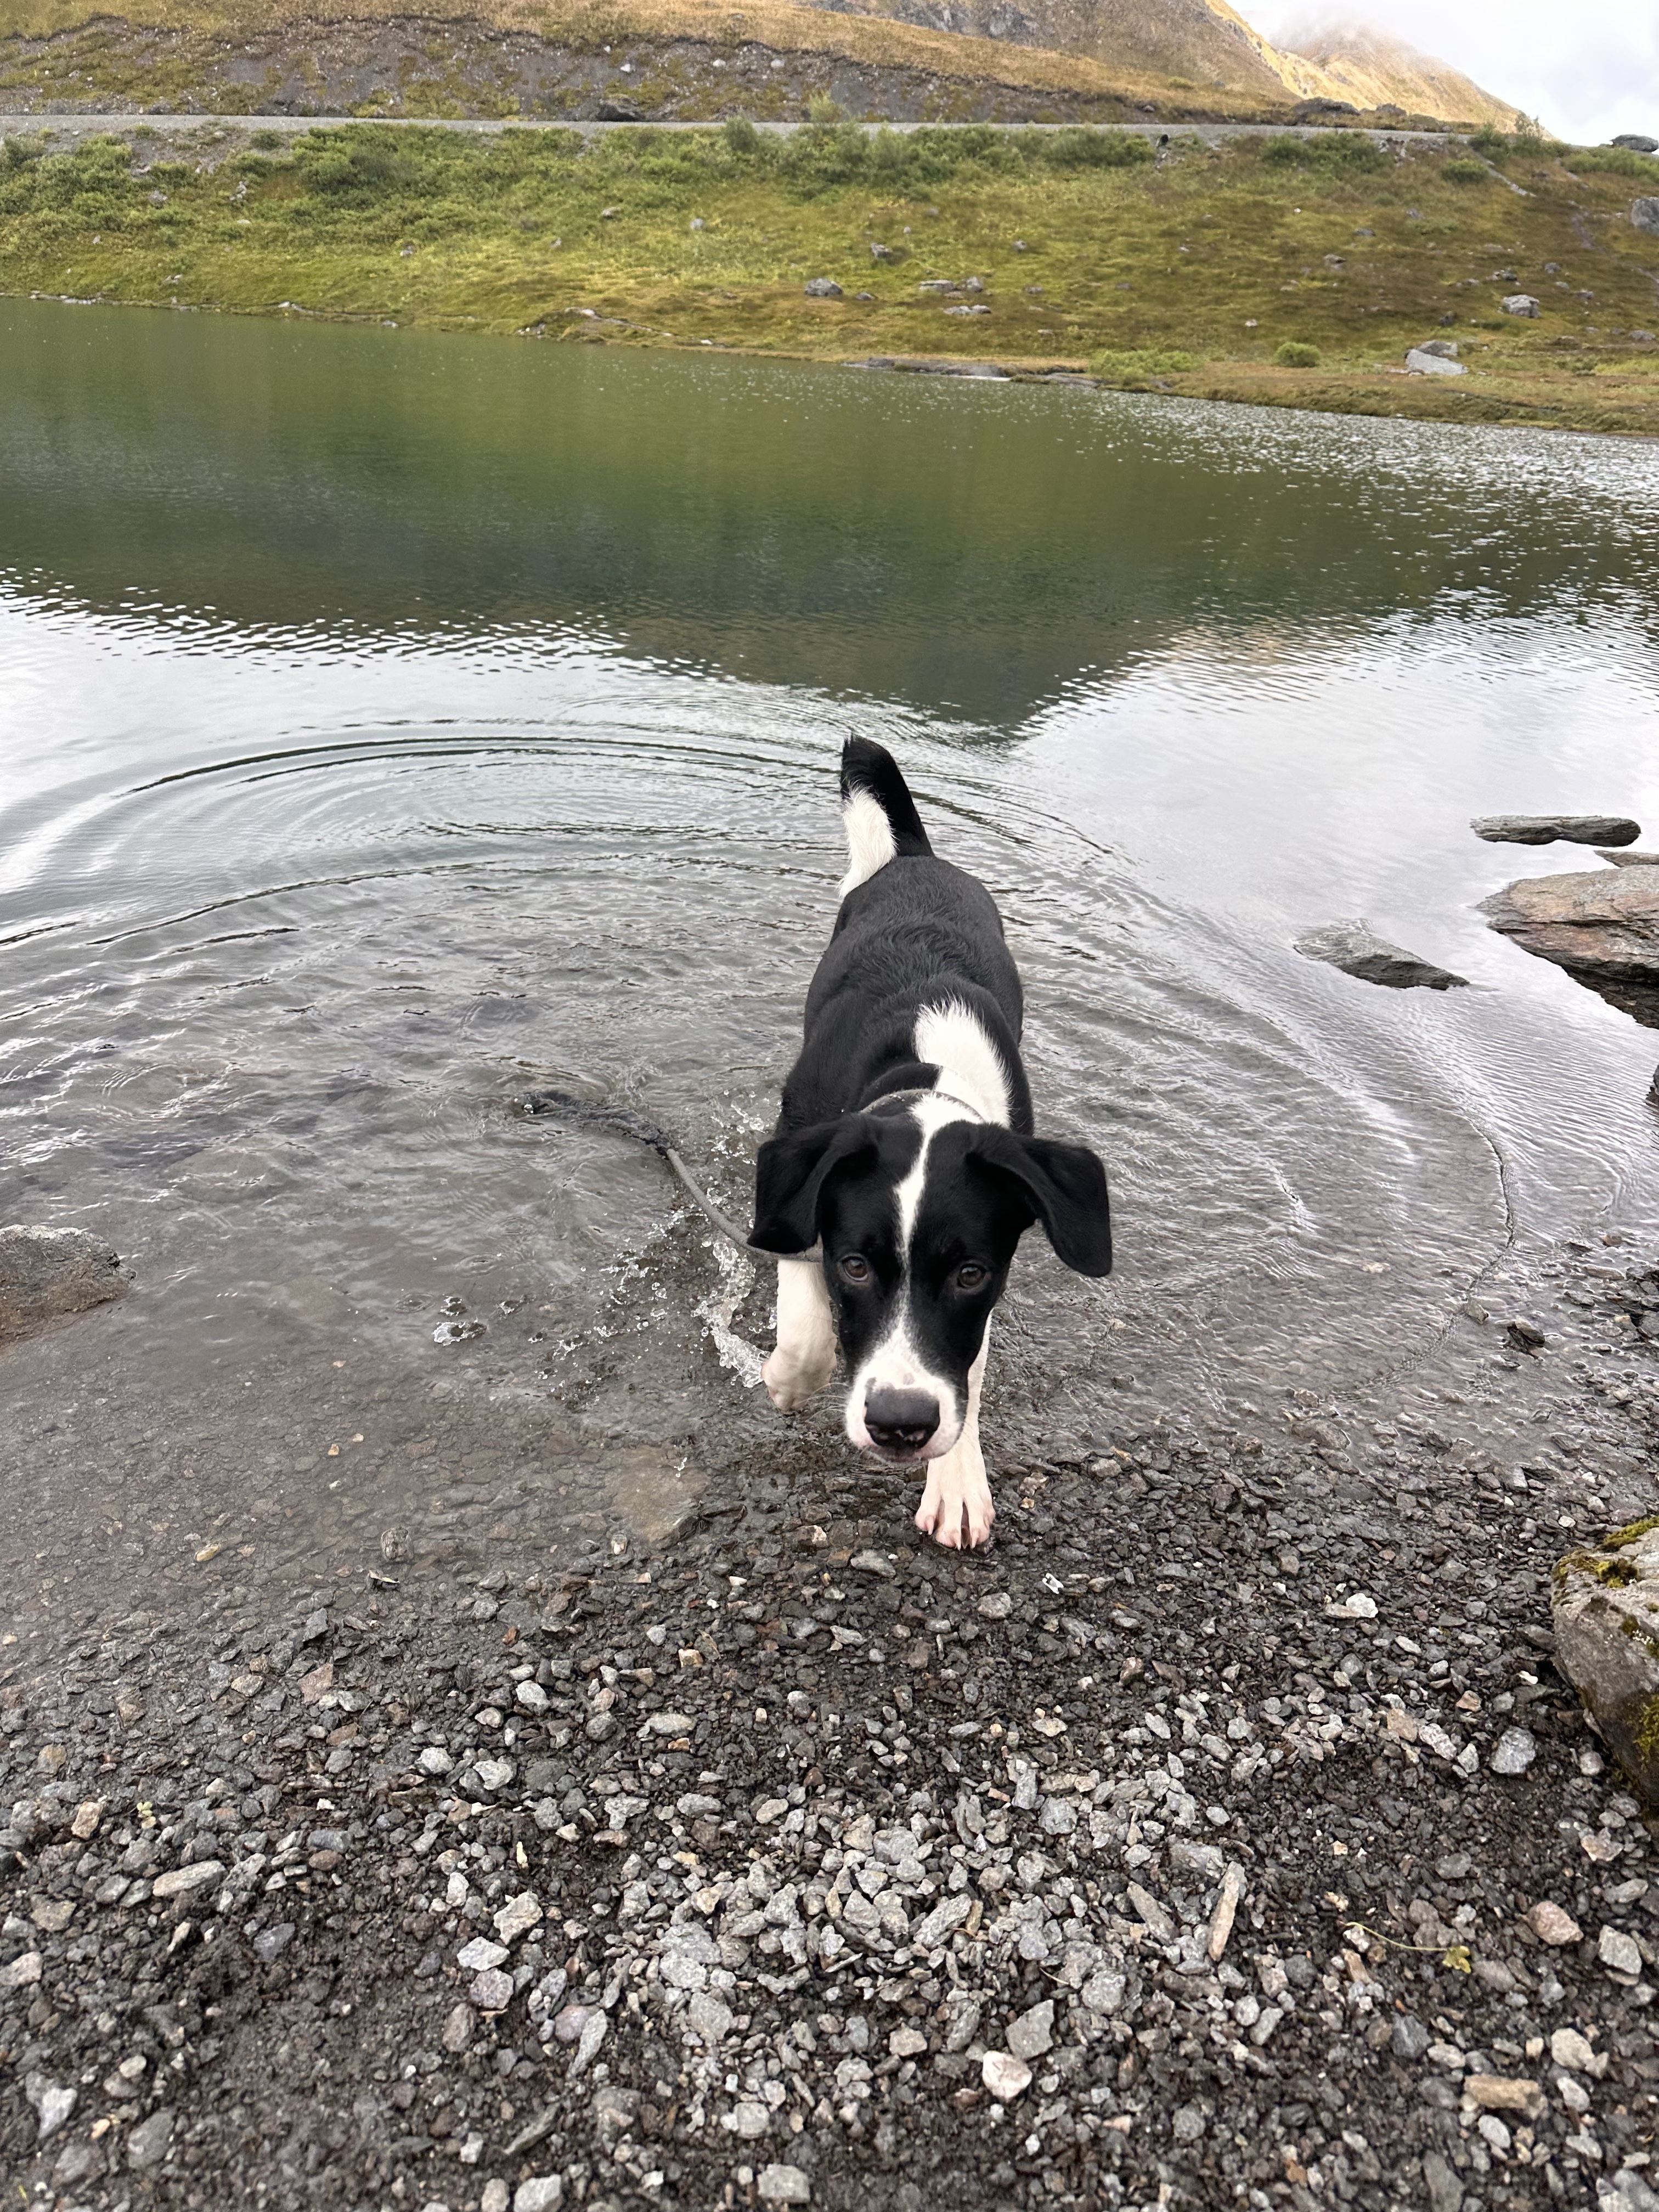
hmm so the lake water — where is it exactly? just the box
[4,298,1658,1626]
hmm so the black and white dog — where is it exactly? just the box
[749,738,1113,1550]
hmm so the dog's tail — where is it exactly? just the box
[839,736,932,896]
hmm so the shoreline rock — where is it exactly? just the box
[1294,919,1468,990]
[1552,1517,1659,1809]
[1479,867,1659,1028]
[0,1223,127,1346]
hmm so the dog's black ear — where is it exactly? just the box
[751,1119,876,1254]
[969,1127,1112,1276]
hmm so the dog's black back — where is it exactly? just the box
[784,859,1031,1135]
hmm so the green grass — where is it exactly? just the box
[2,121,1656,437]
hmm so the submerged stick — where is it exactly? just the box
[517,1087,758,1252]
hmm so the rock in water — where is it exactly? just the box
[1551,1517,1659,1809]
[1472,815,1641,846]
[1597,849,1659,866]
[0,1224,127,1345]
[1479,867,1659,1027]
[1294,922,1468,991]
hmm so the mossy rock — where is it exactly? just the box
[1553,1519,1659,1809]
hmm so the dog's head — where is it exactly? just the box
[751,1101,1110,1463]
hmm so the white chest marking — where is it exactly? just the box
[913,1000,1012,1128]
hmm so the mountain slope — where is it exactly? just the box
[808,0,1525,125]
[1267,18,1527,130]
[811,0,1289,98]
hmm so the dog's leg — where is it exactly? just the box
[763,1257,837,1413]
[915,1323,995,1550]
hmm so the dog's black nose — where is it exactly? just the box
[865,1388,940,1455]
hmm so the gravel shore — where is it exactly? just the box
[4,1238,1658,2211]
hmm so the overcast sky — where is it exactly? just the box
[1248,1,1658,145]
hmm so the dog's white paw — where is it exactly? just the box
[763,1348,833,1414]
[915,1453,995,1550]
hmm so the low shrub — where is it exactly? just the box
[1260,131,1386,176]
[1564,145,1659,181]
[1089,346,1199,381]
[1274,340,1321,366]
[1441,157,1491,184]
[1044,126,1154,170]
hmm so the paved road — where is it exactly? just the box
[0,110,1461,146]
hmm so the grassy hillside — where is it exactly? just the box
[2,118,1656,435]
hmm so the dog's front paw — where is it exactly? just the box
[915,1454,995,1550]
[763,1348,831,1414]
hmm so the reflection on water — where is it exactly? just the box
[2,297,1658,1620]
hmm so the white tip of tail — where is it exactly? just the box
[839,788,898,899]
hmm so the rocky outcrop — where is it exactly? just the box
[1472,814,1641,847]
[1479,867,1659,1027]
[1633,199,1659,240]
[1552,1518,1659,1810]
[1598,849,1659,868]
[0,1224,127,1346]
[1294,920,1467,990]
[1406,346,1466,377]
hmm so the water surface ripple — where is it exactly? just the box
[3,299,1657,1609]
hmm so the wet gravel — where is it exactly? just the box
[4,1242,1659,2212]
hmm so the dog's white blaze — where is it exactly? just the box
[913,1000,1012,1127]
[838,788,898,898]
[845,1088,982,1458]
[891,1090,962,1245]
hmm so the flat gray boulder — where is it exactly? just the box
[1406,347,1466,377]
[1500,293,1539,317]
[1472,814,1640,847]
[1598,849,1659,867]
[1480,867,1659,1027]
[1294,921,1468,991]
[1613,134,1657,154]
[0,1224,127,1347]
[1632,199,1659,238]
[1552,1517,1659,1809]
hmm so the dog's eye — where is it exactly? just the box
[839,1255,871,1285]
[956,1262,989,1291]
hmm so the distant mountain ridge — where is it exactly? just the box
[808,0,1525,125]
[1267,19,1527,131]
